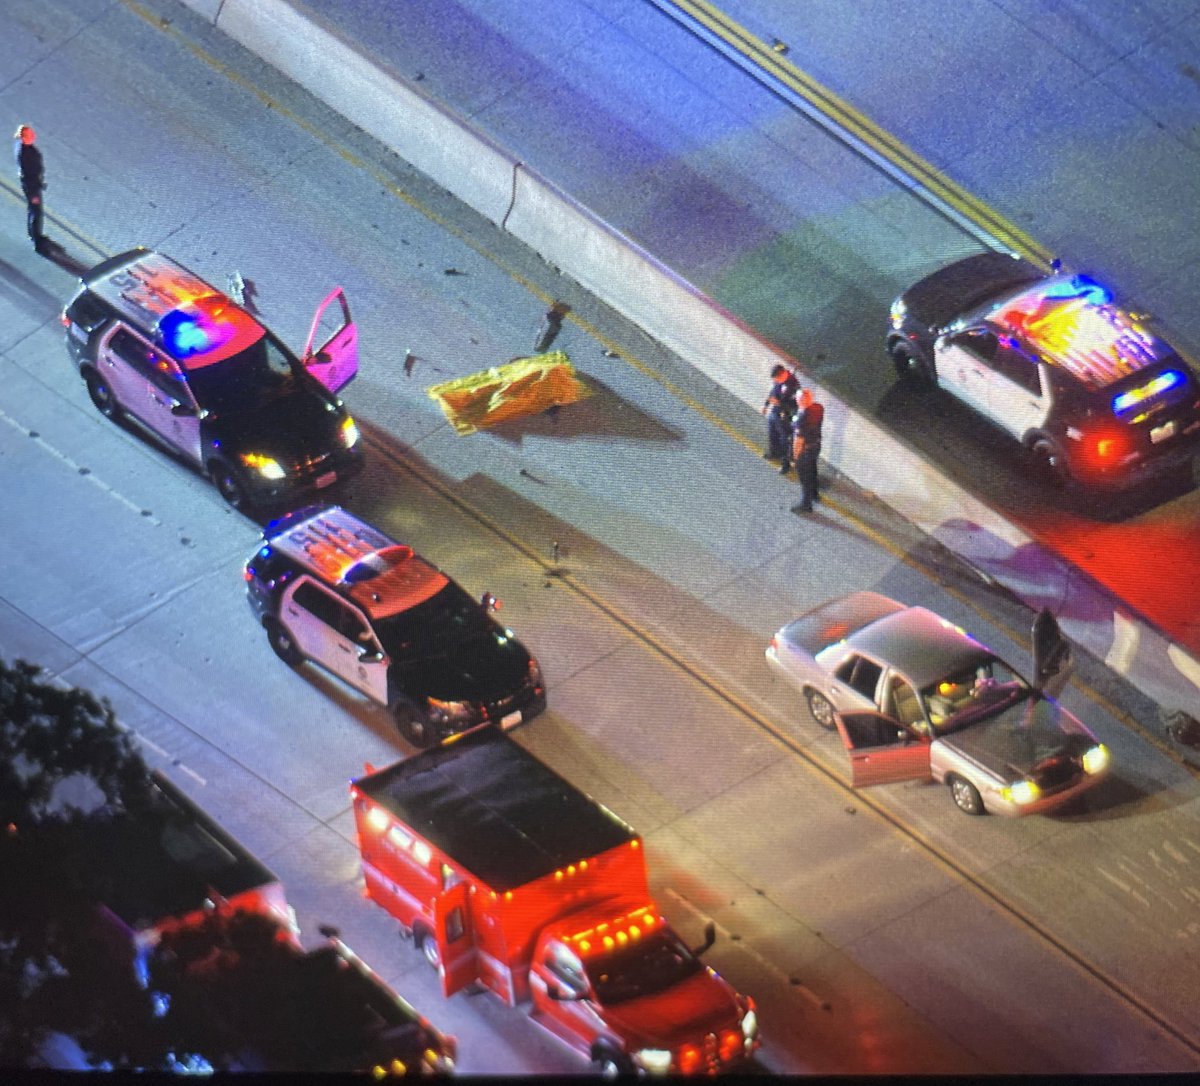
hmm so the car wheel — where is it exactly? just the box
[594,1048,632,1079]
[86,371,122,420]
[1029,437,1070,488]
[804,687,837,730]
[890,343,934,390]
[949,775,985,816]
[266,620,303,666]
[210,459,251,510]
[417,928,441,971]
[393,702,436,749]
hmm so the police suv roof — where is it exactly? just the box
[266,506,450,619]
[352,729,638,892]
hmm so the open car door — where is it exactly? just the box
[1031,608,1073,700]
[432,880,478,998]
[834,711,931,788]
[302,286,358,394]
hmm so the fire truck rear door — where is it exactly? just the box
[432,881,478,997]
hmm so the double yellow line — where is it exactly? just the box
[654,0,1055,268]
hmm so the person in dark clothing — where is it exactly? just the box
[13,124,46,252]
[761,363,798,460]
[786,388,824,510]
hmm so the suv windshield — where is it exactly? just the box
[921,657,1030,734]
[183,334,303,412]
[585,929,703,1006]
[372,582,493,659]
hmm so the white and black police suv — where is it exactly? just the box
[61,248,364,511]
[887,252,1200,488]
[244,505,547,748]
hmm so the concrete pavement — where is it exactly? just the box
[172,0,1200,724]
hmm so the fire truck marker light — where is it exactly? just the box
[366,807,389,832]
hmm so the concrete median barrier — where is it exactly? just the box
[176,0,1200,721]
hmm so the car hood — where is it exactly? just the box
[940,696,1095,782]
[901,252,1043,332]
[389,630,532,703]
[205,387,344,461]
[598,968,743,1051]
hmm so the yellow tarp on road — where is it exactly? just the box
[426,351,589,435]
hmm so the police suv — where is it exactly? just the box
[887,252,1200,487]
[61,248,364,510]
[244,505,546,748]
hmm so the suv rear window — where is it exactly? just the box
[66,293,110,332]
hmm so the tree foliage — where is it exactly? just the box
[0,658,154,828]
[0,659,160,1067]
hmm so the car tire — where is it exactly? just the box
[890,343,935,390]
[594,1048,633,1079]
[393,702,436,749]
[949,775,985,816]
[804,687,837,730]
[266,620,303,666]
[416,927,441,971]
[1029,437,1071,488]
[85,370,122,420]
[209,459,251,511]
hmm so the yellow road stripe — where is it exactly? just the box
[660,0,1055,267]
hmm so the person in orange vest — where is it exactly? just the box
[13,124,46,253]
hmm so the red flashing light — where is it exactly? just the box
[678,1045,701,1074]
[718,1027,743,1062]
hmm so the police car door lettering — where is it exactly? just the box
[282,579,387,704]
[934,336,988,415]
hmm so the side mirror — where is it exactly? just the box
[691,920,716,957]
[545,980,582,1002]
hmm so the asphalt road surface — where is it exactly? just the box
[1,0,1199,1074]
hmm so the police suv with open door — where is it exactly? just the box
[61,248,363,510]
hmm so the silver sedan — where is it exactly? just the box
[765,592,1111,816]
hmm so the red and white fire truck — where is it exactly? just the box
[350,729,760,1076]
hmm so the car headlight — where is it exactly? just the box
[340,416,360,448]
[741,1006,758,1042]
[240,452,286,480]
[1002,779,1041,806]
[633,1048,672,1075]
[889,297,907,327]
[426,697,473,724]
[1082,743,1109,775]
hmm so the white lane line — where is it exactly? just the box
[0,407,162,526]
[1105,610,1139,676]
[114,720,207,785]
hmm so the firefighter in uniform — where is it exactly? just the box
[13,125,46,252]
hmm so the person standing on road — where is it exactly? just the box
[13,125,46,253]
[761,363,798,461]
[787,387,824,511]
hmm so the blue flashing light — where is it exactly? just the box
[1113,369,1184,414]
[1044,275,1112,306]
[160,308,211,357]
